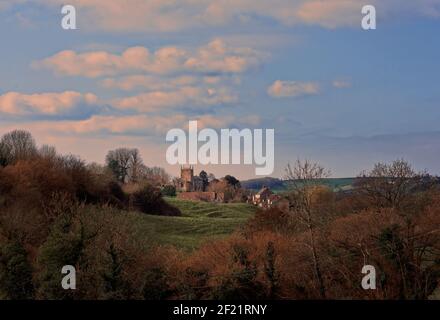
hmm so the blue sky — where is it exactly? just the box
[0,1,439,179]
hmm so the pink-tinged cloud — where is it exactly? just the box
[2,113,261,138]
[33,39,266,78]
[112,86,238,112]
[6,1,440,31]
[183,39,265,74]
[296,0,362,28]
[0,91,98,115]
[100,75,200,91]
[268,80,320,98]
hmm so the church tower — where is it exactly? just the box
[180,165,194,192]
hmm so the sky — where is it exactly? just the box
[0,0,439,180]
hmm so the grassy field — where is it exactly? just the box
[125,197,256,251]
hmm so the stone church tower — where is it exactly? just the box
[180,166,194,192]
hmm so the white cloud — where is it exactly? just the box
[0,91,98,115]
[267,80,320,98]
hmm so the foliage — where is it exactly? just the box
[0,240,34,299]
[161,185,176,197]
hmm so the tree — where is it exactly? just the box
[130,185,181,216]
[37,207,98,299]
[355,159,433,210]
[210,244,266,300]
[354,160,439,299]
[264,241,279,298]
[128,149,143,183]
[208,173,216,183]
[39,144,57,160]
[142,166,170,186]
[0,130,37,165]
[285,159,331,298]
[224,175,241,189]
[102,243,128,299]
[199,170,209,191]
[105,148,142,183]
[0,240,34,299]
[0,142,10,167]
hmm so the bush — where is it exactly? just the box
[161,185,176,197]
[130,185,181,216]
[0,241,34,299]
[244,208,296,235]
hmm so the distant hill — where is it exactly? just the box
[241,177,356,192]
[240,177,286,191]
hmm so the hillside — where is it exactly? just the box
[241,177,356,192]
[127,197,257,251]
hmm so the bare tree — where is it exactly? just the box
[142,166,170,186]
[38,145,57,160]
[355,159,437,298]
[106,148,139,183]
[105,148,153,184]
[355,159,433,210]
[0,130,37,165]
[285,159,331,299]
[128,149,143,183]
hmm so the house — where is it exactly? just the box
[251,186,282,208]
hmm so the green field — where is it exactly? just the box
[125,197,256,251]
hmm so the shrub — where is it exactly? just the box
[244,208,296,236]
[0,240,34,299]
[130,185,181,216]
[161,185,176,197]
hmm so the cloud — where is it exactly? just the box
[332,79,352,89]
[4,113,261,137]
[112,86,238,113]
[32,46,185,78]
[183,39,265,74]
[5,1,440,31]
[101,75,199,91]
[0,91,98,116]
[33,39,266,78]
[193,114,261,129]
[267,80,320,98]
[296,0,362,28]
[51,114,188,135]
[100,74,241,92]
